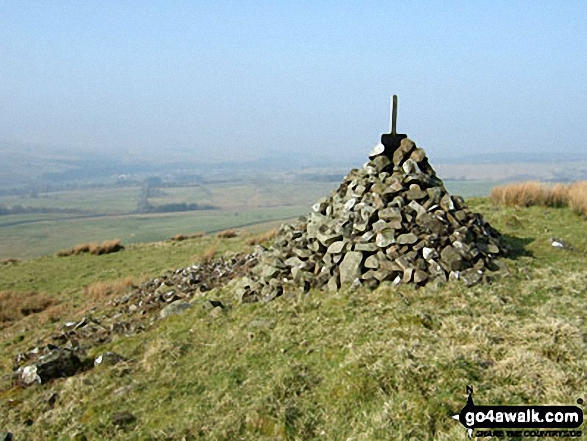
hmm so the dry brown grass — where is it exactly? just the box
[0,290,55,328]
[91,239,124,255]
[216,229,238,239]
[57,239,124,257]
[567,181,587,216]
[74,242,99,254]
[84,277,136,304]
[0,258,22,265]
[201,246,217,263]
[246,228,279,246]
[169,232,205,242]
[490,181,549,207]
[491,180,587,216]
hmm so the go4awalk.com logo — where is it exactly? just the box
[451,386,584,438]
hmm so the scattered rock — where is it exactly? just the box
[94,352,126,367]
[17,348,85,386]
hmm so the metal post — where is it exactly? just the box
[391,95,398,137]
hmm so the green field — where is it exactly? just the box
[0,179,499,259]
[0,199,585,440]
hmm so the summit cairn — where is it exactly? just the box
[236,96,506,303]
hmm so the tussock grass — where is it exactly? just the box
[216,229,238,239]
[169,232,206,242]
[57,239,124,257]
[0,258,21,265]
[90,238,124,255]
[246,228,279,246]
[84,277,137,304]
[201,245,218,263]
[568,181,587,217]
[491,180,587,216]
[0,290,55,327]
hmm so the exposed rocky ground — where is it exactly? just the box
[12,253,259,386]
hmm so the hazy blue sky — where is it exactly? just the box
[1,1,586,164]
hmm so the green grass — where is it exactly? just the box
[0,180,499,259]
[0,206,307,259]
[0,187,141,214]
[0,198,586,440]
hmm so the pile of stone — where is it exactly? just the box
[237,137,506,302]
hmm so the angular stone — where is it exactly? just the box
[284,256,304,267]
[460,268,483,287]
[376,231,395,248]
[160,300,191,319]
[372,155,391,172]
[397,233,418,245]
[487,243,500,254]
[392,138,415,165]
[406,184,427,200]
[378,257,402,273]
[413,270,428,284]
[364,255,379,269]
[344,198,356,211]
[339,251,363,285]
[327,274,340,292]
[94,352,126,367]
[372,219,389,233]
[416,213,446,236]
[410,148,426,163]
[369,143,385,157]
[326,240,346,254]
[440,246,464,272]
[353,184,366,196]
[422,247,438,260]
[19,365,41,386]
[316,232,342,247]
[408,200,426,216]
[402,268,414,283]
[262,266,280,279]
[354,242,378,252]
[427,187,444,204]
[378,206,402,220]
[19,349,84,386]
[440,194,455,211]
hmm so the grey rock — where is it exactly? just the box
[422,247,437,260]
[94,352,126,367]
[354,242,378,252]
[339,251,363,285]
[364,255,379,269]
[112,411,136,426]
[376,231,395,248]
[397,233,418,245]
[327,240,346,254]
[19,349,84,386]
[369,143,385,157]
[460,268,483,287]
[440,246,464,272]
[160,300,191,319]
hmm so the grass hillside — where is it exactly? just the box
[0,198,586,440]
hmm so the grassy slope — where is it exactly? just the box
[0,199,586,440]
